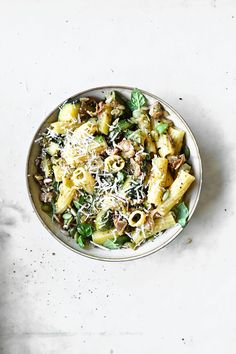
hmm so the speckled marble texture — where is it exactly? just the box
[0,0,236,353]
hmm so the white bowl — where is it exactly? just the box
[27,86,202,261]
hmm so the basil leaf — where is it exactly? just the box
[109,120,132,140]
[62,212,72,220]
[53,181,60,192]
[174,202,189,227]
[126,129,143,144]
[115,235,130,246]
[183,145,190,160]
[77,235,85,248]
[156,122,168,134]
[117,171,126,184]
[73,200,81,209]
[77,223,93,237]
[103,236,130,249]
[94,135,105,143]
[129,88,147,111]
[73,195,87,209]
[103,239,119,249]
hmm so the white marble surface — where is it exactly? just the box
[0,0,236,353]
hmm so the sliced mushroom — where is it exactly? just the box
[117,139,135,158]
[40,192,53,203]
[145,209,161,233]
[113,216,128,235]
[130,158,142,177]
[168,154,186,170]
[78,97,98,118]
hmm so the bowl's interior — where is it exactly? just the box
[27,86,202,261]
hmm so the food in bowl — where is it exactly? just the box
[34,88,195,250]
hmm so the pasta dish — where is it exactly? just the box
[34,89,195,250]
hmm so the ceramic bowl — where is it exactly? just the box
[27,86,202,261]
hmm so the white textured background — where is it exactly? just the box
[0,0,236,353]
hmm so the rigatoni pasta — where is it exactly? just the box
[156,170,195,216]
[56,178,76,214]
[147,157,168,205]
[128,210,146,227]
[35,88,195,250]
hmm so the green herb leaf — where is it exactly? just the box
[155,122,168,134]
[162,189,170,201]
[73,195,86,209]
[183,145,190,159]
[94,135,105,143]
[69,227,77,238]
[41,201,57,220]
[109,119,132,140]
[125,129,143,144]
[77,223,93,237]
[117,171,126,184]
[73,200,81,209]
[62,212,72,220]
[174,202,189,227]
[103,235,130,249]
[52,181,60,192]
[129,88,147,111]
[77,235,85,248]
[179,163,192,173]
[103,239,119,249]
[95,209,114,231]
[115,235,130,246]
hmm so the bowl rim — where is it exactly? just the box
[26,85,202,262]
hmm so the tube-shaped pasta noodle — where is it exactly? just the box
[88,157,104,172]
[98,104,112,135]
[58,103,80,122]
[169,127,185,155]
[131,228,146,245]
[157,134,175,157]
[62,136,106,168]
[88,136,107,154]
[104,155,125,172]
[72,167,95,194]
[50,121,79,135]
[62,146,88,167]
[136,112,151,132]
[128,210,146,227]
[148,212,176,237]
[147,157,168,205]
[56,178,75,214]
[53,165,63,182]
[71,119,97,142]
[165,169,173,187]
[92,229,118,245]
[150,130,159,143]
[156,170,195,216]
[131,212,176,245]
[145,135,157,154]
[62,120,98,167]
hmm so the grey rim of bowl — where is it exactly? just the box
[26,85,202,262]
